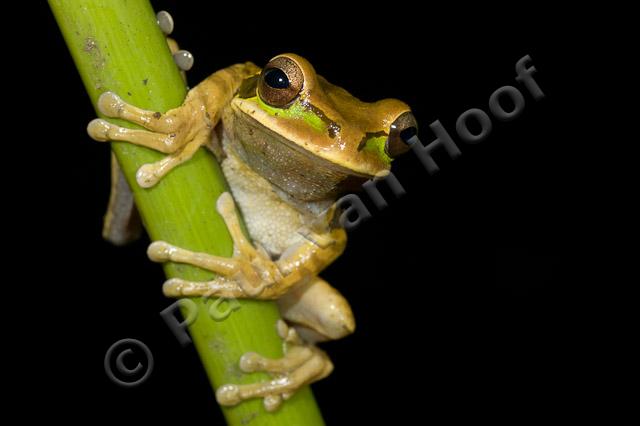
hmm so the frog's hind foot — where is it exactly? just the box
[216,320,333,412]
[156,10,194,73]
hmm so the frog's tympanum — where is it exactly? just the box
[89,49,417,411]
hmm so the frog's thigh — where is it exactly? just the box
[277,277,355,343]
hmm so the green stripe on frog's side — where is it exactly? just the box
[250,96,341,139]
[361,134,392,166]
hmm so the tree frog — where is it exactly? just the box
[88,52,417,411]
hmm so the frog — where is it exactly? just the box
[88,48,418,411]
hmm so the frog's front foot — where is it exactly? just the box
[87,90,209,188]
[86,11,201,188]
[217,320,333,412]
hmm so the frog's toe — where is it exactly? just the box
[147,241,174,262]
[156,10,194,73]
[87,119,112,142]
[156,10,174,35]
[97,91,125,117]
[216,384,242,406]
[263,394,284,412]
[136,163,161,188]
[238,352,263,373]
[173,50,194,71]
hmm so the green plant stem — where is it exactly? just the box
[49,1,324,424]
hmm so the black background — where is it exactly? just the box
[20,2,634,425]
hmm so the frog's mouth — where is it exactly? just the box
[227,103,381,202]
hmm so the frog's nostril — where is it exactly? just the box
[386,112,418,158]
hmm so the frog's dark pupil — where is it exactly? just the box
[264,68,290,89]
[400,127,418,143]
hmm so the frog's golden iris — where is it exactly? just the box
[258,56,304,107]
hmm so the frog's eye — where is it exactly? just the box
[258,56,304,107]
[386,112,418,158]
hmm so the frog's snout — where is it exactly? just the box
[386,111,418,158]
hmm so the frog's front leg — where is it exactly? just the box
[88,91,209,188]
[87,62,259,188]
[151,192,346,299]
[148,192,284,298]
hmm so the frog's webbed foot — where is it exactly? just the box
[149,192,296,299]
[156,11,194,74]
[217,320,333,412]
[87,87,211,187]
[86,13,201,188]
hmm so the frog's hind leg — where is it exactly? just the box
[216,277,353,411]
[102,152,142,245]
[277,277,355,343]
[216,320,334,412]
